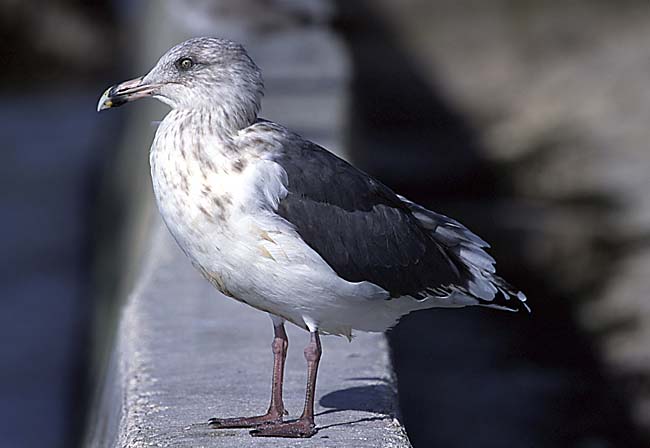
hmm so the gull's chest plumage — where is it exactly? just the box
[147,112,324,316]
[149,112,259,277]
[147,112,392,336]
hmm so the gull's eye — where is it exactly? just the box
[176,57,194,71]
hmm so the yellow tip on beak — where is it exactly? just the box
[96,76,155,112]
[97,87,114,112]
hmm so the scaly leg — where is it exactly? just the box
[209,319,289,428]
[251,330,321,438]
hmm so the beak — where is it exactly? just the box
[97,76,159,112]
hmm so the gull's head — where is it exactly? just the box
[97,37,264,122]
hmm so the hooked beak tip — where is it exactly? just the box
[96,87,114,112]
[97,76,154,113]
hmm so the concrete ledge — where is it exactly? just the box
[84,1,411,447]
[86,223,410,447]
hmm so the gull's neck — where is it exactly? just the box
[168,102,258,140]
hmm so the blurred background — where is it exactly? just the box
[1,1,650,447]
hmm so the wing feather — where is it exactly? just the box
[245,121,528,312]
[272,137,462,298]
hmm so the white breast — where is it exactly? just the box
[150,111,282,262]
[148,111,395,337]
[150,111,325,295]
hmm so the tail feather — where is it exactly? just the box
[490,275,531,312]
[398,195,530,313]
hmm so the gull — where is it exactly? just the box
[97,37,529,438]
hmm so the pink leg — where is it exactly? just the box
[251,330,321,438]
[209,321,288,428]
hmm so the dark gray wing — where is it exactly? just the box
[273,137,465,299]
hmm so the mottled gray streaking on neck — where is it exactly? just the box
[143,37,264,131]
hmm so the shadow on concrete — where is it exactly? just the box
[317,384,396,433]
[319,383,395,415]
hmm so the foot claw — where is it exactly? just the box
[250,419,316,438]
[208,413,282,429]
